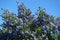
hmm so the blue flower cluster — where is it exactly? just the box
[0,3,60,40]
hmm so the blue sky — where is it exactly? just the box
[0,0,60,25]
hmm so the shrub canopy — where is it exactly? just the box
[0,3,60,40]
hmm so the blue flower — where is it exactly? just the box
[43,26,47,30]
[55,29,60,35]
[50,22,56,27]
[18,13,22,18]
[30,37,33,40]
[40,18,46,25]
[32,31,36,34]
[26,16,29,19]
[45,37,48,40]
[3,25,6,28]
[42,18,46,22]
[6,20,10,26]
[24,30,29,34]
[21,31,25,35]
[50,31,53,34]
[33,19,40,26]
[31,33,34,36]
[16,26,21,31]
[34,37,38,40]
[16,26,21,29]
[23,18,28,23]
[19,18,23,23]
[44,30,47,33]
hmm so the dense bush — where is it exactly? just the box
[0,3,60,40]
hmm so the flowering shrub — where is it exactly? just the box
[0,3,60,40]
